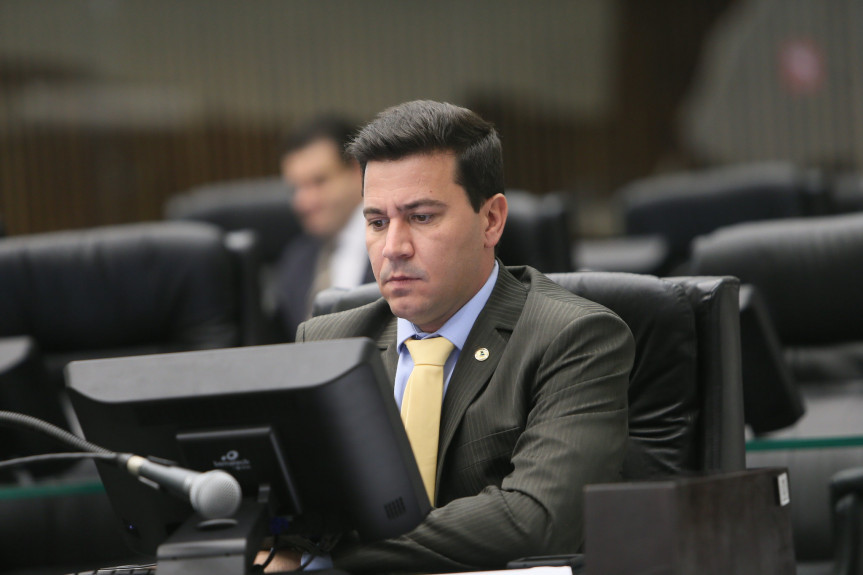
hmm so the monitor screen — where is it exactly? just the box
[66,338,430,558]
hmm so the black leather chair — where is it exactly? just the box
[691,212,863,572]
[313,269,746,477]
[829,171,863,215]
[164,177,306,343]
[0,220,270,382]
[498,190,574,273]
[164,177,299,266]
[737,284,805,434]
[621,162,830,274]
[0,221,262,573]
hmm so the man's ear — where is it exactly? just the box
[483,193,508,249]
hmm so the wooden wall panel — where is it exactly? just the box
[0,1,733,237]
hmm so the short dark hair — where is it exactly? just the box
[281,115,358,164]
[346,100,504,211]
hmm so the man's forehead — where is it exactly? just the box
[284,139,342,170]
[364,152,459,188]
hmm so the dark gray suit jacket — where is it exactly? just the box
[296,265,634,573]
[275,234,374,341]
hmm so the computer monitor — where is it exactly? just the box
[66,338,430,561]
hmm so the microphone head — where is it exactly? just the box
[189,470,243,519]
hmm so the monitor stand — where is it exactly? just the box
[156,500,268,575]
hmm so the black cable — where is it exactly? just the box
[251,532,342,572]
[258,533,280,571]
[0,451,117,471]
[297,552,315,571]
[0,410,109,454]
[297,533,342,571]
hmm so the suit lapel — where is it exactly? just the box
[281,237,321,331]
[436,266,528,486]
[375,316,399,384]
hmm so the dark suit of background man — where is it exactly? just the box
[275,116,374,341]
[263,101,635,574]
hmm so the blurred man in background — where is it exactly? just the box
[275,115,374,340]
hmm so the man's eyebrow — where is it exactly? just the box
[401,199,446,212]
[363,198,446,217]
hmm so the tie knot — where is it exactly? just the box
[405,337,455,367]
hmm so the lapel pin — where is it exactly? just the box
[474,348,490,361]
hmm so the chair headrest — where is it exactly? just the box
[691,212,863,345]
[497,190,573,272]
[165,178,300,263]
[0,222,238,351]
[622,162,828,261]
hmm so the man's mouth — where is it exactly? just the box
[386,275,417,284]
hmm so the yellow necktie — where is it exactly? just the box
[402,337,454,504]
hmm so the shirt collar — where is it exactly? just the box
[397,261,499,353]
[333,204,365,252]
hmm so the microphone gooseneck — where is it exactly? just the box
[0,410,242,520]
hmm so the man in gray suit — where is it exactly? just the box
[263,101,634,573]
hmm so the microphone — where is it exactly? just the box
[0,411,242,520]
[121,454,242,520]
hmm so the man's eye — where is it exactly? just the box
[412,214,432,223]
[312,175,329,187]
[368,219,386,230]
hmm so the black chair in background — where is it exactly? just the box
[620,162,830,274]
[164,177,300,342]
[830,171,863,215]
[499,190,574,273]
[0,221,263,574]
[736,284,806,434]
[574,234,671,276]
[314,270,746,477]
[691,212,863,573]
[164,177,299,266]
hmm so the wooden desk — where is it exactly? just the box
[584,468,795,575]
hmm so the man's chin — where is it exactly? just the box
[384,294,424,324]
[302,218,336,239]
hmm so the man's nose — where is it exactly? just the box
[381,220,413,260]
[292,185,316,212]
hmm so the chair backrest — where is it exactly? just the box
[497,190,574,273]
[0,221,247,373]
[0,221,261,467]
[314,270,745,477]
[830,171,863,214]
[164,177,300,265]
[691,212,863,381]
[622,162,829,270]
[736,284,805,433]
